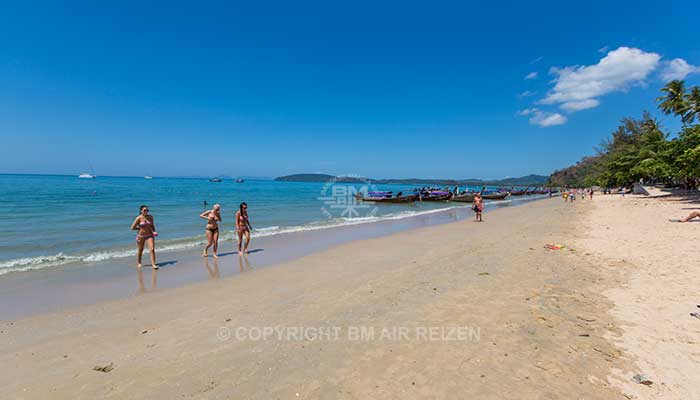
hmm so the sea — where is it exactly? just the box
[0,174,538,276]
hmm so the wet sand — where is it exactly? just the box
[0,196,543,319]
[0,193,696,399]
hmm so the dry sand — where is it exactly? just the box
[1,193,697,399]
[578,189,700,399]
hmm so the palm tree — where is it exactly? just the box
[685,86,700,125]
[657,80,689,122]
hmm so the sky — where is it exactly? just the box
[1,0,699,179]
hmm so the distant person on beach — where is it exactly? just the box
[131,205,158,269]
[236,202,253,254]
[200,204,222,258]
[472,193,484,222]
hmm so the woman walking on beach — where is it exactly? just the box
[131,205,158,269]
[472,193,484,222]
[673,211,700,223]
[236,202,253,254]
[200,204,222,258]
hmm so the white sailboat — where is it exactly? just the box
[78,162,97,178]
[144,175,153,179]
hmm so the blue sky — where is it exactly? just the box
[1,0,699,179]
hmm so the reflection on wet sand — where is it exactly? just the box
[203,257,220,279]
[136,267,158,294]
[238,253,253,273]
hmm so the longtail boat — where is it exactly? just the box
[452,193,476,202]
[421,191,453,201]
[452,186,483,202]
[355,192,419,203]
[509,187,527,196]
[482,192,510,200]
[453,191,509,202]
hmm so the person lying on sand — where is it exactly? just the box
[669,211,700,223]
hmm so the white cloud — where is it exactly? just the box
[541,47,660,112]
[660,58,700,81]
[524,72,538,80]
[518,108,567,127]
[531,112,567,127]
[518,90,537,98]
[598,46,609,53]
[517,108,537,116]
[560,99,600,112]
[529,57,543,65]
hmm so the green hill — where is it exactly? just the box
[275,173,549,187]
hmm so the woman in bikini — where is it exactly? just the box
[131,205,158,269]
[200,204,222,257]
[235,202,252,254]
[673,211,700,223]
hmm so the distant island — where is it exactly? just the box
[275,173,549,187]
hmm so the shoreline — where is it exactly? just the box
[0,195,548,320]
[3,192,696,398]
[0,196,626,399]
[0,193,548,276]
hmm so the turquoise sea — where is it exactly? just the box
[0,174,535,275]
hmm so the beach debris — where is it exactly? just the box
[478,272,490,276]
[93,363,114,373]
[690,312,700,321]
[632,373,653,386]
[578,334,590,337]
[593,346,619,359]
[226,318,232,322]
[140,329,148,334]
[576,315,596,322]
[544,244,566,250]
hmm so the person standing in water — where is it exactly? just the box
[200,203,222,258]
[236,202,253,254]
[131,205,158,269]
[472,193,484,222]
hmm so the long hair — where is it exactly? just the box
[239,202,247,215]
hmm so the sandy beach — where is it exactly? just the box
[1,192,698,399]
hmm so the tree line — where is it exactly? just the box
[548,80,700,188]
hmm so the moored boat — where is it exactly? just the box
[452,193,476,202]
[421,191,453,201]
[355,192,418,203]
[452,191,509,202]
[482,192,509,200]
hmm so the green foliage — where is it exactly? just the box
[549,81,700,187]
